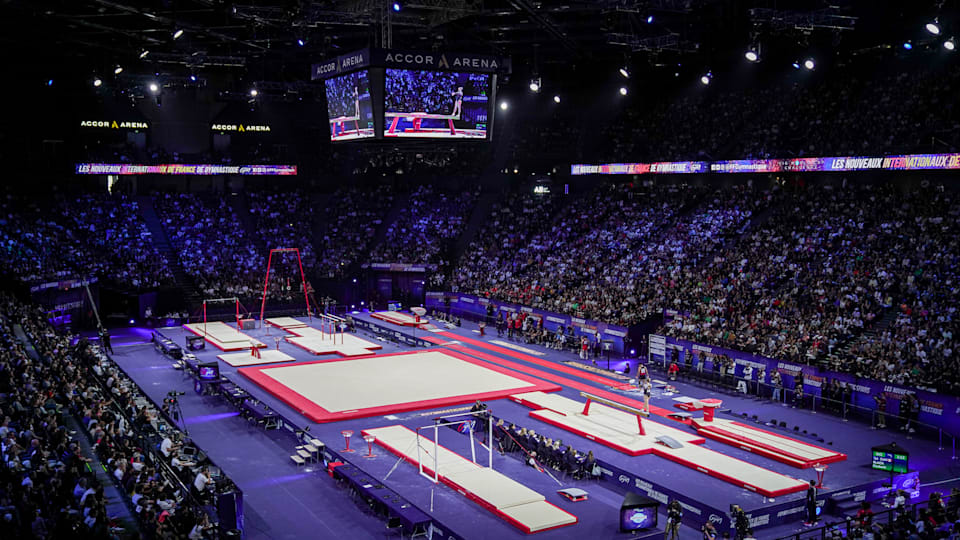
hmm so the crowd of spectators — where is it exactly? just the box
[0,294,120,538]
[0,292,221,538]
[452,188,559,292]
[248,190,318,271]
[659,182,960,392]
[453,182,756,326]
[385,70,461,115]
[0,191,172,289]
[370,185,478,268]
[58,193,174,289]
[154,193,264,300]
[314,185,394,278]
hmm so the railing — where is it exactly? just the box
[648,361,958,461]
[774,492,957,540]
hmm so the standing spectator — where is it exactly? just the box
[771,371,783,403]
[804,480,819,526]
[874,392,887,429]
[900,394,914,433]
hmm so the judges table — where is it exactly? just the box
[333,463,431,536]
[241,398,281,429]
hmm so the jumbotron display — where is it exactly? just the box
[324,70,375,141]
[384,69,490,139]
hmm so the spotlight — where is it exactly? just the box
[700,74,711,85]
[803,58,815,70]
[619,86,628,95]
[392,2,401,11]
[553,95,560,103]
[114,66,123,75]
[528,80,540,92]
[148,82,159,93]
[646,15,654,23]
[297,38,305,46]
[189,75,197,82]
[250,88,259,97]
[903,42,913,50]
[129,319,135,325]
[173,29,184,39]
[619,67,630,78]
[745,50,759,62]
[945,38,956,51]
[139,50,149,59]
[499,101,508,110]
[46,79,53,87]
[792,61,801,69]
[93,78,102,87]
[926,22,941,35]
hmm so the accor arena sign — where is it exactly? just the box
[80,120,149,130]
[211,124,272,133]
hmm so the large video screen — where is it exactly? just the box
[384,69,489,139]
[324,70,375,141]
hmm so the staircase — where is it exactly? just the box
[65,416,140,535]
[226,193,265,250]
[309,192,333,266]
[838,308,899,358]
[136,196,202,308]
[449,187,501,262]
[366,190,411,258]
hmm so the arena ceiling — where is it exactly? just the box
[1,1,956,86]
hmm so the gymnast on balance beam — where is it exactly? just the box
[451,86,463,119]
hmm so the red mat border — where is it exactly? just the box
[238,349,561,423]
[182,323,265,351]
[363,425,578,534]
[283,336,381,358]
[693,420,847,468]
[371,311,429,328]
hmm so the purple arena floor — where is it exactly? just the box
[101,314,959,540]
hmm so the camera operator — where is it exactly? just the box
[665,500,683,540]
[732,505,751,540]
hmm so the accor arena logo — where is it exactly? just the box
[211,124,271,132]
[80,120,148,129]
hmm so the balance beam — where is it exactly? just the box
[579,391,648,435]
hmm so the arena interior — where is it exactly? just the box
[2,1,960,539]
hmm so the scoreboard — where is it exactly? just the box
[871,444,909,473]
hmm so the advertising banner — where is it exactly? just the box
[426,292,629,352]
[571,153,960,175]
[649,335,959,435]
[75,163,297,175]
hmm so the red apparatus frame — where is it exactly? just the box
[259,248,311,326]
